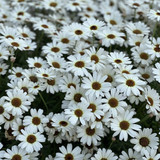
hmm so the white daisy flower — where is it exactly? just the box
[98,28,125,47]
[12,119,25,138]
[43,112,55,134]
[54,31,75,47]
[46,54,67,72]
[23,108,48,133]
[59,73,80,93]
[17,128,46,153]
[91,148,118,160]
[144,86,160,115]
[85,47,107,71]
[128,35,150,47]
[0,97,9,125]
[67,54,90,77]
[104,12,124,29]
[119,148,143,160]
[148,9,160,22]
[0,45,10,60]
[17,26,36,40]
[64,102,91,125]
[77,123,104,146]
[116,74,146,96]
[101,64,117,87]
[66,22,90,41]
[8,67,25,81]
[102,88,127,117]
[125,21,150,36]
[73,41,90,56]
[4,145,30,160]
[40,74,60,94]
[3,113,22,130]
[127,91,145,105]
[145,37,160,59]
[33,19,55,32]
[143,148,160,160]
[0,61,9,75]
[42,0,63,11]
[52,113,74,134]
[35,67,56,80]
[130,128,159,155]
[80,95,104,122]
[63,85,86,108]
[5,37,27,50]
[42,40,68,56]
[4,88,31,116]
[139,66,154,83]
[152,62,160,83]
[55,143,84,160]
[110,110,141,141]
[65,1,86,12]
[131,44,153,66]
[107,51,131,68]
[83,18,105,34]
[114,64,140,77]
[27,57,49,69]
[82,71,111,97]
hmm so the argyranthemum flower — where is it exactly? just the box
[52,113,74,134]
[67,54,90,77]
[59,73,80,93]
[55,143,84,160]
[83,18,105,34]
[110,110,141,141]
[148,9,160,22]
[4,145,30,160]
[65,22,90,41]
[116,74,146,96]
[144,86,160,115]
[82,71,111,97]
[23,108,48,133]
[107,51,131,68]
[130,128,159,155]
[80,95,104,122]
[152,62,160,83]
[85,47,107,71]
[125,21,150,36]
[77,123,104,146]
[42,40,68,56]
[143,148,160,160]
[131,44,153,66]
[102,88,127,117]
[63,85,86,107]
[27,57,48,69]
[4,88,31,116]
[17,128,46,153]
[98,28,125,47]
[119,148,143,160]
[64,102,91,125]
[91,148,118,160]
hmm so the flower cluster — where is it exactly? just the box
[0,0,160,159]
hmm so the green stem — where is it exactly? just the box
[150,0,154,9]
[152,21,158,38]
[133,8,137,22]
[139,114,150,124]
[39,92,49,112]
[92,33,95,45]
[109,45,112,53]
[108,140,114,149]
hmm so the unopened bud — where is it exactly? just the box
[112,137,116,141]
[10,56,16,63]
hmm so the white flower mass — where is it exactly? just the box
[0,0,159,159]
